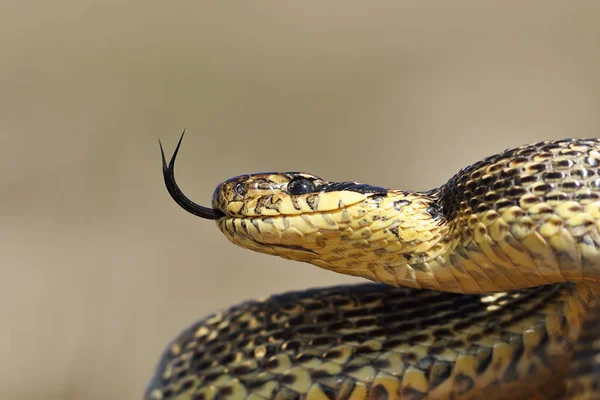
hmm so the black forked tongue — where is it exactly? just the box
[159,130,225,220]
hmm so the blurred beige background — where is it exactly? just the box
[2,1,600,399]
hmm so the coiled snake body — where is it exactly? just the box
[147,137,600,400]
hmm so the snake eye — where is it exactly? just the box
[235,183,248,197]
[288,179,316,195]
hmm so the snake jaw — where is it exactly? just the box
[159,131,225,220]
[212,190,451,290]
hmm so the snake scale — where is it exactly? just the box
[146,136,600,400]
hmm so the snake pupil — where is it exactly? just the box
[287,178,316,195]
[234,183,248,197]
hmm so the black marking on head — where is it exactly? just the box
[318,181,387,195]
[305,193,319,210]
[287,178,317,195]
[291,196,302,210]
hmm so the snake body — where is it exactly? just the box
[148,137,600,399]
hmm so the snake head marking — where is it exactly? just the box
[210,173,388,218]
[160,131,388,220]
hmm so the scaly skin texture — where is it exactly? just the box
[146,283,595,400]
[148,137,600,399]
[212,138,600,294]
[565,299,600,399]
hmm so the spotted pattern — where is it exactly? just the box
[151,138,600,399]
[146,283,594,400]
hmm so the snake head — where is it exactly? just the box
[211,172,389,218]
[160,132,444,289]
[160,131,388,221]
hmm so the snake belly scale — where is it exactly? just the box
[147,137,600,400]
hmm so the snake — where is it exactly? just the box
[146,135,600,400]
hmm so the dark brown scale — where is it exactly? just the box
[493,198,517,210]
[542,171,567,182]
[527,163,548,174]
[553,159,575,170]
[429,360,453,389]
[401,387,427,400]
[561,150,583,158]
[501,167,521,179]
[545,192,569,203]
[505,186,527,198]
[571,167,595,179]
[540,142,564,152]
[454,374,476,394]
[574,191,600,202]
[520,174,539,184]
[483,192,501,202]
[531,183,554,195]
[560,180,583,192]
[216,386,233,396]
[509,157,529,167]
[280,373,297,384]
[370,385,391,400]
[535,152,554,160]
[475,347,494,374]
[588,179,600,190]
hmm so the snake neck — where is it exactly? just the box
[302,189,472,292]
[219,183,600,294]
[219,190,462,290]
